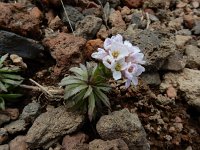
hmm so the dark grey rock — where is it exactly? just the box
[89,139,129,150]
[161,52,186,71]
[131,13,146,29]
[20,102,41,122]
[60,5,84,29]
[75,15,102,39]
[26,106,84,149]
[0,30,44,59]
[94,0,107,6]
[108,0,120,8]
[123,29,176,71]
[4,120,27,134]
[192,21,200,35]
[96,109,150,150]
[141,72,161,85]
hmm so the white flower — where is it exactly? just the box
[91,34,146,88]
[91,48,108,60]
[102,55,115,69]
[124,40,141,53]
[104,34,123,50]
[124,62,145,88]
[126,52,146,64]
[111,58,127,80]
[109,42,129,61]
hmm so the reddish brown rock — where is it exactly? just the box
[42,33,86,76]
[0,2,41,39]
[30,7,42,19]
[49,16,64,30]
[97,25,109,40]
[122,0,143,8]
[62,132,89,150]
[85,39,103,59]
[9,136,28,150]
[183,15,195,29]
[109,9,126,34]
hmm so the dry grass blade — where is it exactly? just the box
[60,0,75,36]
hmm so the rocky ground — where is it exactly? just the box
[0,0,200,150]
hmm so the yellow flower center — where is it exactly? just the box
[115,63,121,71]
[112,51,120,58]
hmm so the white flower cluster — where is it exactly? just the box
[91,34,145,88]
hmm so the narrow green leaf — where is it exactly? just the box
[69,67,84,75]
[0,81,7,92]
[70,67,88,81]
[88,92,95,121]
[0,93,22,99]
[83,85,93,99]
[79,64,88,79]
[1,73,24,80]
[94,87,110,109]
[68,89,87,109]
[1,78,23,86]
[0,66,20,73]
[0,54,8,66]
[59,78,85,86]
[0,97,5,110]
[64,84,88,100]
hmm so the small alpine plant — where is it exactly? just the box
[60,34,145,120]
[92,34,145,88]
[0,54,24,109]
[59,62,111,121]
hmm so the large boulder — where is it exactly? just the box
[0,2,41,39]
[26,106,85,149]
[0,30,44,59]
[42,33,86,76]
[96,109,150,150]
[123,29,176,71]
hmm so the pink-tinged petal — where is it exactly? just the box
[111,34,123,43]
[127,53,145,64]
[104,38,112,50]
[113,71,121,80]
[131,46,141,53]
[132,76,138,85]
[124,70,132,80]
[125,79,131,88]
[135,65,145,76]
[133,53,145,64]
[124,40,132,47]
[91,49,107,60]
